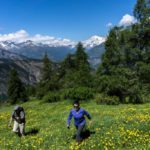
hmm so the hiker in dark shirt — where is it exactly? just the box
[67,100,91,143]
[8,105,25,137]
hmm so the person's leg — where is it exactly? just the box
[76,125,84,143]
[19,123,25,136]
[72,125,78,139]
[13,121,19,133]
[13,121,21,136]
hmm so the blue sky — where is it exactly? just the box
[0,0,137,41]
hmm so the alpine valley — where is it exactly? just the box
[0,35,105,96]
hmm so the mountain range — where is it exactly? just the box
[0,35,105,60]
[0,35,106,96]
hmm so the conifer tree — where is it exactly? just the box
[41,52,52,82]
[74,42,92,87]
[8,69,27,104]
[59,54,76,88]
[37,52,58,98]
[134,0,150,22]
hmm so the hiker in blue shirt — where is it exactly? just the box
[67,100,91,143]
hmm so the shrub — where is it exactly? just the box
[42,92,60,103]
[95,94,119,105]
[128,84,146,104]
[62,87,94,101]
[129,93,145,104]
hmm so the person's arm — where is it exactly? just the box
[8,113,14,127]
[84,110,91,120]
[67,110,73,128]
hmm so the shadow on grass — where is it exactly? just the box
[72,129,95,140]
[82,129,95,140]
[25,128,39,136]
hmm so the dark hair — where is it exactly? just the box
[73,100,79,105]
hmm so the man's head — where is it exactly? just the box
[73,100,80,111]
[14,105,20,113]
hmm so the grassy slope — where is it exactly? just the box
[0,100,150,150]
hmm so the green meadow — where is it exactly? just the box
[0,100,150,150]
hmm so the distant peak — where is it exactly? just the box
[82,35,106,49]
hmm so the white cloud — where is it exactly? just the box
[29,34,55,44]
[119,14,137,26]
[0,30,28,42]
[106,22,113,28]
[0,30,76,47]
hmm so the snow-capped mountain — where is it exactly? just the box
[0,41,19,50]
[82,35,106,49]
[18,40,39,47]
[0,35,106,61]
[0,35,105,50]
[0,38,76,49]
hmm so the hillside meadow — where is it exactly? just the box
[0,100,150,150]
